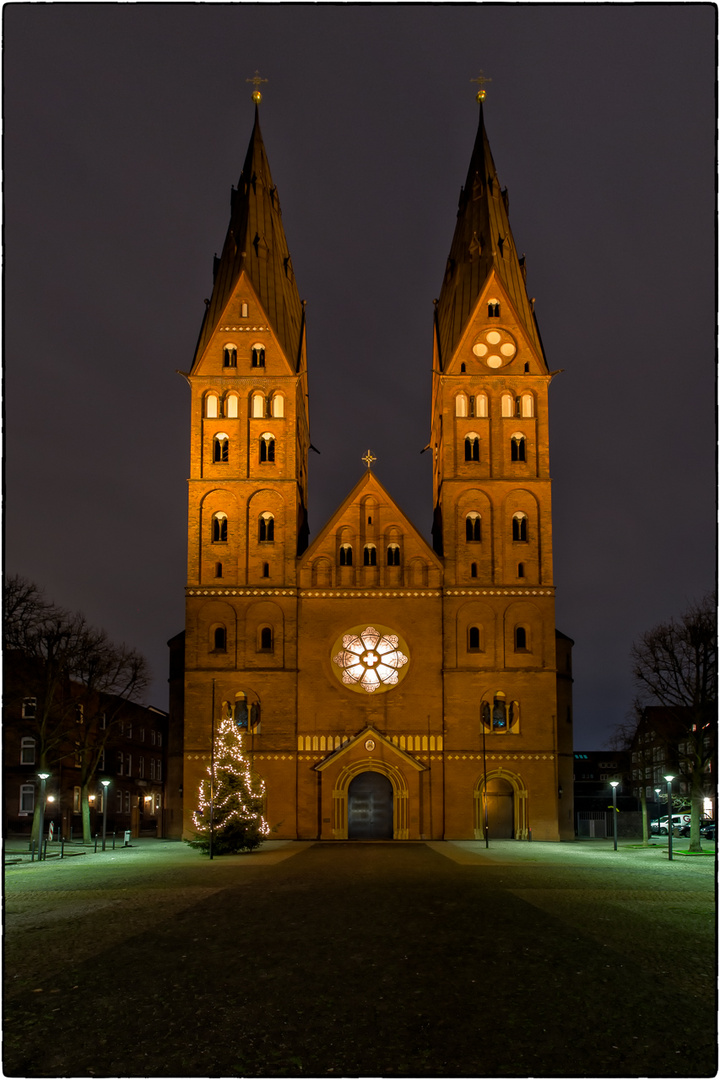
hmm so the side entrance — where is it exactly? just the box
[347,771,393,839]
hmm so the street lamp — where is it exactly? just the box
[610,781,620,851]
[654,788,662,837]
[100,779,110,851]
[37,772,50,860]
[664,774,675,861]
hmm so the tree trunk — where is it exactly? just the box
[640,787,649,845]
[687,779,704,852]
[81,784,93,844]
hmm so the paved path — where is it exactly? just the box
[3,840,716,1077]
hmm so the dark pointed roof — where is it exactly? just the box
[192,107,304,370]
[435,105,546,369]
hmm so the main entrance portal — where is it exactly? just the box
[347,771,393,839]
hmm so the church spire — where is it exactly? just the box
[435,103,546,371]
[192,104,305,373]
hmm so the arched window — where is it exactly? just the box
[466,512,481,542]
[488,299,500,317]
[468,626,481,651]
[475,392,488,418]
[212,512,228,542]
[515,626,528,651]
[501,393,515,418]
[464,434,480,462]
[213,626,227,651]
[251,392,265,419]
[205,393,219,419]
[470,562,478,578]
[455,393,468,418]
[339,544,353,566]
[521,394,534,418]
[363,544,377,566]
[259,512,274,542]
[512,512,528,542]
[240,302,249,318]
[225,393,239,419]
[223,345,237,368]
[262,562,269,578]
[251,344,265,368]
[215,562,223,578]
[213,434,229,462]
[259,433,275,462]
[387,543,401,566]
[259,626,273,651]
[492,692,507,731]
[517,562,525,579]
[511,434,526,462]
[271,394,285,418]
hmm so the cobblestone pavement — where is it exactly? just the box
[3,839,716,1078]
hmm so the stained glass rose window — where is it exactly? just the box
[332,625,409,695]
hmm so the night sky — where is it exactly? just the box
[5,5,715,748]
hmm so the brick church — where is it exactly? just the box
[167,94,574,842]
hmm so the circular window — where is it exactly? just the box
[331,624,410,695]
[471,329,517,368]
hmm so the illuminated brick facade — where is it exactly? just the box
[168,105,574,842]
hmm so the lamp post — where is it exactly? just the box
[654,788,661,837]
[37,772,50,860]
[664,774,675,861]
[100,779,110,851]
[610,781,619,851]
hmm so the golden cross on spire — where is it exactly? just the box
[471,71,492,103]
[247,70,268,104]
[362,449,377,470]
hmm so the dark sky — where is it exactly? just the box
[5,4,715,748]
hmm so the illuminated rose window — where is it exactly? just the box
[332,625,409,695]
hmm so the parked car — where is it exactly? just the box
[650,814,691,835]
[676,818,714,838]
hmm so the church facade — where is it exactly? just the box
[167,101,574,843]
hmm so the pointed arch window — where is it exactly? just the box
[511,434,526,462]
[363,544,377,566]
[205,393,219,419]
[259,512,274,542]
[455,393,469,418]
[259,433,275,463]
[466,512,481,542]
[488,299,500,317]
[475,392,488,418]
[464,433,480,462]
[339,544,353,566]
[225,393,239,419]
[212,512,228,543]
[520,394,534,418]
[213,433,229,462]
[387,543,401,566]
[251,344,265,368]
[223,345,237,368]
[271,394,285,418]
[512,512,528,542]
[251,392,266,419]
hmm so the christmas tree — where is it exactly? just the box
[189,716,269,854]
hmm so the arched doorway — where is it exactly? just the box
[486,777,514,838]
[474,769,528,840]
[348,771,393,839]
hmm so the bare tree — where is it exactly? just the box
[4,575,150,844]
[631,594,717,851]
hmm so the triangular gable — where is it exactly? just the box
[314,725,426,772]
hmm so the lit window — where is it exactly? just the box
[501,393,514,418]
[20,784,35,814]
[339,544,353,566]
[271,394,284,418]
[466,512,481,542]
[20,737,35,765]
[259,512,274,542]
[511,434,526,462]
[387,544,400,566]
[225,393,239,419]
[213,434,229,462]
[240,302,249,318]
[259,433,275,463]
[464,434,480,462]
[332,626,409,694]
[512,513,528,542]
[488,299,500,317]
[521,394,534,418]
[363,544,377,566]
[205,393,219,419]
[223,345,237,368]
[455,393,468,418]
[251,345,265,368]
[212,512,228,542]
[251,392,265,418]
[475,393,488,418]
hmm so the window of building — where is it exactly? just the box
[157,733,162,748]
[150,758,155,781]
[251,345,265,368]
[116,789,123,812]
[488,299,500,317]
[155,794,162,813]
[475,393,488,418]
[455,393,468,418]
[259,626,273,651]
[466,512,481,542]
[468,626,482,651]
[470,562,478,578]
[251,392,265,418]
[20,784,35,814]
[515,626,528,651]
[259,433,275,462]
[205,393,219,419]
[215,562,223,578]
[517,562,525,579]
[99,712,107,730]
[339,544,353,566]
[363,544,377,566]
[271,394,284,418]
[156,761,162,782]
[520,393,534,418]
[464,434,480,462]
[213,626,227,651]
[501,393,514,418]
[213,434,229,462]
[98,748,105,771]
[259,512,274,542]
[387,543,401,566]
[223,345,237,368]
[20,737,36,765]
[262,562,270,577]
[225,393,239,419]
[212,512,228,542]
[511,434,526,462]
[138,756,145,779]
[117,751,124,776]
[125,791,131,814]
[22,697,37,719]
[512,512,528,542]
[240,302,249,318]
[126,754,132,777]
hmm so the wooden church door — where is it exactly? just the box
[348,772,393,839]
[486,777,514,839]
